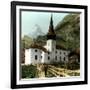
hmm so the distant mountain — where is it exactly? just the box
[28,24,45,38]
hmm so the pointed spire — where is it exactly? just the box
[47,14,56,40]
[50,14,53,30]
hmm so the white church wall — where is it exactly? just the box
[25,49,31,65]
[55,49,69,63]
[41,51,44,63]
[42,51,52,64]
[50,52,56,63]
[47,40,56,52]
[30,48,42,64]
[25,47,70,65]
[47,52,53,64]
[55,49,61,62]
[25,48,42,65]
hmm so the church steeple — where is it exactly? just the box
[47,14,56,40]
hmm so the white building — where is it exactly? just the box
[25,15,69,65]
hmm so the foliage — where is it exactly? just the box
[66,61,80,70]
[51,60,80,70]
[22,65,37,78]
[55,14,80,50]
[67,72,80,76]
[21,35,33,49]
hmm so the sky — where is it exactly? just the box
[21,11,69,37]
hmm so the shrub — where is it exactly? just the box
[67,61,80,70]
[22,65,37,78]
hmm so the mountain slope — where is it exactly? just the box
[22,14,80,51]
[55,14,80,50]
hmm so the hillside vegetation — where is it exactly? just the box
[35,14,80,50]
[55,14,80,50]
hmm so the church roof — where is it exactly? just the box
[30,43,48,53]
[28,43,67,52]
[47,14,56,40]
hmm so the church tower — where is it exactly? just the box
[47,14,56,52]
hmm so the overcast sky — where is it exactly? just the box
[21,11,69,37]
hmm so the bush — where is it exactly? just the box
[22,65,37,78]
[67,61,80,70]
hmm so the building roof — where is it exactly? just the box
[26,43,68,53]
[30,43,48,53]
[47,14,56,40]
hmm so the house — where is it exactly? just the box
[25,15,70,65]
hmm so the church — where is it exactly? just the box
[25,15,70,65]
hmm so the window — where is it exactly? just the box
[64,57,65,61]
[56,51,57,53]
[41,56,42,59]
[35,55,37,60]
[48,52,50,54]
[35,49,37,52]
[64,52,65,55]
[55,56,57,60]
[60,52,61,54]
[48,56,50,60]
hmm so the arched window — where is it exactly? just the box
[60,52,61,54]
[56,51,57,53]
[55,56,57,60]
[35,55,37,60]
[48,52,50,54]
[48,56,50,60]
[64,57,65,61]
[64,52,65,55]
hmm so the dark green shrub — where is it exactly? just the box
[22,65,37,78]
[67,61,80,70]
